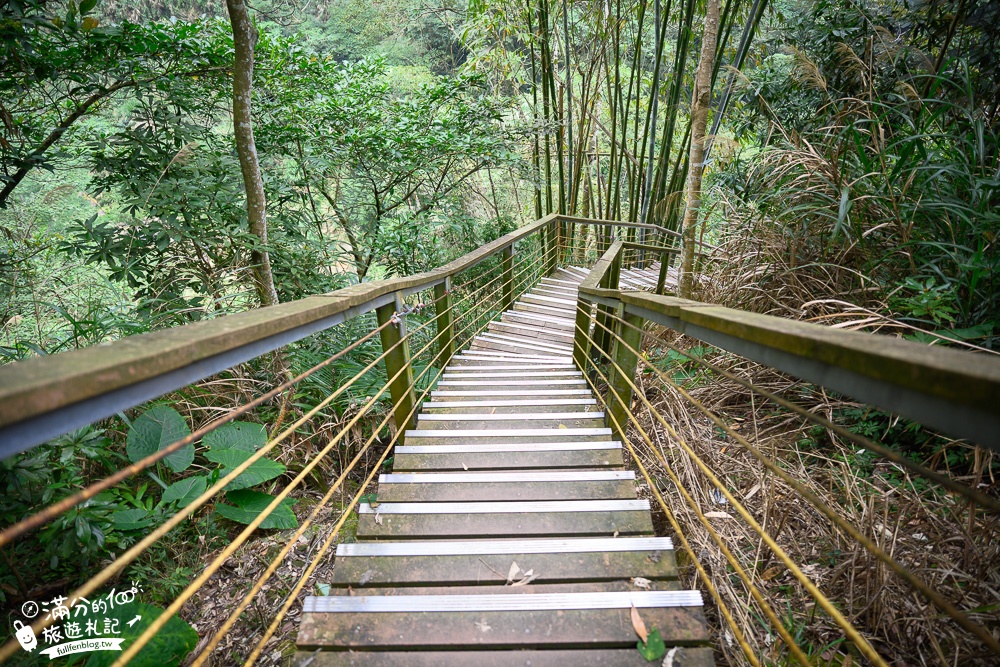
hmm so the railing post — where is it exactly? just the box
[605,303,644,443]
[655,250,669,295]
[608,243,622,290]
[376,291,417,440]
[501,244,514,311]
[433,277,455,367]
[544,219,557,275]
[592,246,622,361]
[573,297,591,371]
[556,218,564,268]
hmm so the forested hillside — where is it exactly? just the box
[1,0,997,664]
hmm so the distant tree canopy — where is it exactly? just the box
[0,2,519,324]
[0,0,232,207]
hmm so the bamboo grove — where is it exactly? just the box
[467,0,767,242]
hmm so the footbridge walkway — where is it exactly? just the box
[0,214,997,666]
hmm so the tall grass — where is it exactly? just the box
[711,51,998,347]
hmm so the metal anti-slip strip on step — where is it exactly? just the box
[443,365,576,371]
[441,371,581,378]
[358,500,649,514]
[395,441,622,453]
[418,412,604,421]
[336,536,673,557]
[379,471,634,483]
[436,379,587,386]
[431,389,592,396]
[424,399,598,408]
[303,590,703,613]
[404,428,613,437]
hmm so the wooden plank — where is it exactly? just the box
[501,311,575,331]
[391,448,623,471]
[375,479,635,501]
[488,322,575,343]
[475,332,573,352]
[293,647,715,667]
[429,390,592,397]
[402,428,613,444]
[440,371,581,379]
[297,601,705,649]
[355,502,654,539]
[422,400,599,412]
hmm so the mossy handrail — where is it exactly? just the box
[576,241,1000,451]
[0,213,561,457]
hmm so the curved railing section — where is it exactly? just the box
[573,239,1000,666]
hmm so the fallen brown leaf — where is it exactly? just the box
[630,604,649,642]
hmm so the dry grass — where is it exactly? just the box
[622,323,1000,666]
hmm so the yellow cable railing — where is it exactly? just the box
[4,214,995,666]
[0,217,555,663]
[570,237,1000,665]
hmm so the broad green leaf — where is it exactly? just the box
[203,421,266,452]
[204,448,285,490]
[86,601,197,667]
[904,323,993,345]
[110,508,154,531]
[162,476,208,508]
[126,405,193,473]
[79,0,98,14]
[636,628,666,661]
[215,490,298,530]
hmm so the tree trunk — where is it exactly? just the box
[227,0,279,307]
[678,0,720,299]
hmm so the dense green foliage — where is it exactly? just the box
[1,0,997,663]
[720,0,999,341]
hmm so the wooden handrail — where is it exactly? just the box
[0,213,740,456]
[558,213,718,251]
[575,286,1000,450]
[0,214,558,454]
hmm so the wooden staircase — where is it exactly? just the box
[294,267,711,666]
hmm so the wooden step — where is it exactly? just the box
[443,363,576,372]
[293,647,715,666]
[392,442,623,471]
[472,334,573,356]
[488,321,574,343]
[415,413,606,431]
[355,500,654,539]
[330,537,677,587]
[520,293,577,310]
[297,590,707,649]
[501,311,575,331]
[430,389,592,398]
[440,371,581,379]
[451,355,571,365]
[512,301,583,319]
[531,286,579,298]
[540,276,582,287]
[422,400,599,413]
[376,470,636,501]
[402,427,613,445]
[457,350,570,361]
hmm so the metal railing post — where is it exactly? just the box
[544,220,558,275]
[605,303,644,443]
[573,298,592,371]
[501,244,514,311]
[655,250,670,294]
[376,291,417,439]
[433,277,455,367]
[592,247,622,362]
